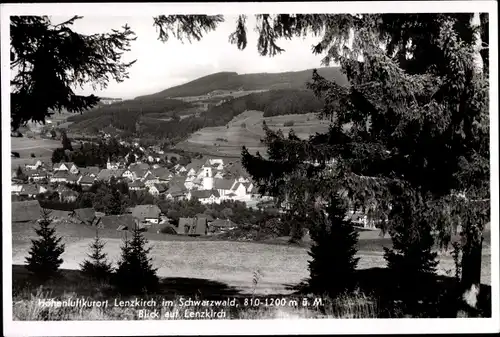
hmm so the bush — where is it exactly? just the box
[80,230,113,281]
[284,120,295,127]
[30,153,36,158]
[114,223,159,294]
[25,209,65,281]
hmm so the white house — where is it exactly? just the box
[214,179,236,201]
[229,182,248,200]
[54,162,79,174]
[25,160,43,170]
[184,175,197,190]
[78,175,95,189]
[131,204,161,224]
[50,171,70,183]
[208,158,224,170]
[149,183,168,196]
[38,185,49,194]
[11,183,23,195]
[26,170,49,182]
[121,169,135,181]
[144,175,159,188]
[129,180,146,191]
[106,158,119,170]
[190,189,221,204]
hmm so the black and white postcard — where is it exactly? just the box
[2,1,498,336]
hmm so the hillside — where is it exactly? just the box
[66,67,343,143]
[67,98,196,135]
[135,67,347,100]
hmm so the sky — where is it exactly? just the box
[58,15,327,99]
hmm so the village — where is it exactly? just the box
[11,137,281,237]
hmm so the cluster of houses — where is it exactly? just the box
[11,199,237,236]
[12,153,264,207]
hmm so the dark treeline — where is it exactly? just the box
[67,98,196,135]
[52,137,132,167]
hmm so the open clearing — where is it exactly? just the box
[10,137,61,170]
[176,110,331,157]
[12,220,491,295]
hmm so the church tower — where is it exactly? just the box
[202,166,213,190]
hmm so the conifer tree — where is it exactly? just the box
[80,230,113,281]
[104,187,125,215]
[10,16,136,130]
[61,131,73,151]
[25,209,65,281]
[233,14,489,302]
[16,165,27,182]
[307,194,360,297]
[114,222,159,294]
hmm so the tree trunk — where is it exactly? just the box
[471,13,484,76]
[460,223,483,309]
[459,14,485,311]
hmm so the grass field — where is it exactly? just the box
[10,137,61,170]
[176,110,330,157]
[12,220,492,296]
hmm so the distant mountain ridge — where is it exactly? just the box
[135,67,347,100]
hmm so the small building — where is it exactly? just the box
[60,190,79,202]
[11,183,23,196]
[65,174,80,185]
[19,184,39,198]
[53,162,79,174]
[129,180,146,191]
[70,208,96,226]
[144,175,160,188]
[165,184,188,201]
[152,167,172,183]
[229,182,248,200]
[50,171,70,183]
[209,218,237,233]
[190,189,221,204]
[149,183,168,196]
[97,169,125,182]
[78,175,96,189]
[78,166,100,177]
[121,169,135,181]
[214,179,236,200]
[177,217,208,236]
[26,169,49,182]
[131,204,162,224]
[25,159,43,171]
[94,214,136,230]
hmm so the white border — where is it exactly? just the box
[1,2,499,336]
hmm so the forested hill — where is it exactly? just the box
[67,67,343,142]
[135,67,347,99]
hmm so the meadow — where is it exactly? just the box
[11,137,61,170]
[176,110,330,157]
[11,220,492,298]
